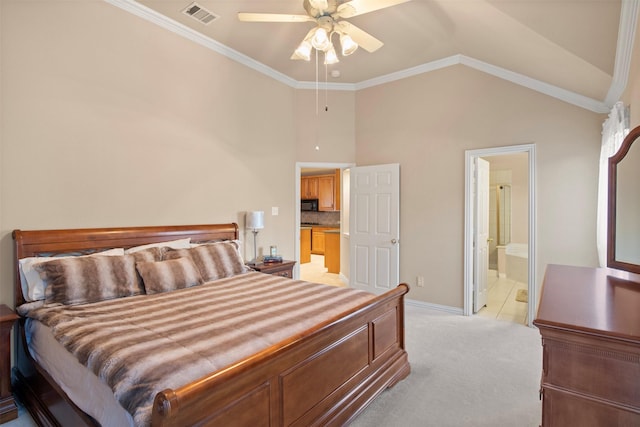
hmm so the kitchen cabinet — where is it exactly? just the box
[301,170,340,211]
[318,175,335,211]
[311,226,339,255]
[300,227,311,264]
[324,230,340,274]
[300,176,319,199]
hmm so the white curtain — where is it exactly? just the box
[597,101,630,267]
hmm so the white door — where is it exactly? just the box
[473,157,490,312]
[349,164,400,294]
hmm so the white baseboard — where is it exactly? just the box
[405,299,464,315]
[339,273,348,285]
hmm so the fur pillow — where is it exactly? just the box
[136,257,204,294]
[19,248,125,302]
[37,256,137,305]
[163,241,248,282]
[35,248,163,305]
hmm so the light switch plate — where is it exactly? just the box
[272,207,279,216]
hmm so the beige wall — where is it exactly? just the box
[0,1,357,307]
[0,1,297,305]
[355,65,604,308]
[2,0,638,313]
[295,90,356,163]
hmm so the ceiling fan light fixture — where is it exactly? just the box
[311,27,331,51]
[308,0,329,11]
[339,33,358,56]
[324,44,339,65]
[292,40,312,61]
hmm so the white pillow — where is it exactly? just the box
[124,238,191,254]
[19,248,125,302]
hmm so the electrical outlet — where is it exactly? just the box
[416,276,424,287]
[271,207,279,216]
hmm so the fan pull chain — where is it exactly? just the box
[315,49,319,115]
[325,64,329,112]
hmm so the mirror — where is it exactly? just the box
[608,125,640,273]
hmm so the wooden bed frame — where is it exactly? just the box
[12,223,410,426]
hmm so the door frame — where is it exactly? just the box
[295,162,353,279]
[463,144,537,326]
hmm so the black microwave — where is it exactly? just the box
[301,199,319,211]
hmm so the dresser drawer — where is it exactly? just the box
[542,387,640,427]
[542,335,640,408]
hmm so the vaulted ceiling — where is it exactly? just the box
[112,0,638,113]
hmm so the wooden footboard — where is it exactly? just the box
[152,284,410,427]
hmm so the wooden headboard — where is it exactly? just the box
[12,223,239,307]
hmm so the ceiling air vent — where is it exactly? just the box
[182,2,218,25]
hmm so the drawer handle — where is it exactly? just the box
[279,272,290,277]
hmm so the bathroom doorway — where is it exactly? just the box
[464,144,536,327]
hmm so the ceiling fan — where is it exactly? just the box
[238,0,411,64]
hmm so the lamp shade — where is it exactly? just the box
[246,211,264,230]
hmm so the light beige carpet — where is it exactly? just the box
[351,305,542,427]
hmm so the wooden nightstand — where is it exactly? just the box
[249,260,296,278]
[0,305,19,424]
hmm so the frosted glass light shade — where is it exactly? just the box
[293,40,312,61]
[311,27,330,51]
[309,0,329,10]
[324,44,339,65]
[246,211,264,230]
[340,33,358,56]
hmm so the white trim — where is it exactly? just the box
[459,56,610,113]
[354,56,460,90]
[105,0,633,114]
[103,0,298,87]
[464,144,537,327]
[405,299,464,315]
[605,0,640,105]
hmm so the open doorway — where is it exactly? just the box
[464,145,536,327]
[295,162,352,286]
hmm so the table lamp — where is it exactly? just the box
[246,211,264,264]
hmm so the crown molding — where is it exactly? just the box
[103,0,298,88]
[105,0,633,114]
[605,0,639,106]
[459,56,610,113]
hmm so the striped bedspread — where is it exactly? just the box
[21,272,375,426]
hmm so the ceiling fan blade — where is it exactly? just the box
[339,21,384,53]
[237,12,314,23]
[335,0,411,19]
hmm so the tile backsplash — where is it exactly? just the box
[301,211,340,226]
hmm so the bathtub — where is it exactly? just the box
[505,243,528,284]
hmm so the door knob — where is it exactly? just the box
[391,239,398,244]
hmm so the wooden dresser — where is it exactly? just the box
[533,265,640,426]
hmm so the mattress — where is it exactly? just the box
[21,272,374,426]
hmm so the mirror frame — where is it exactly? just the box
[607,124,640,274]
